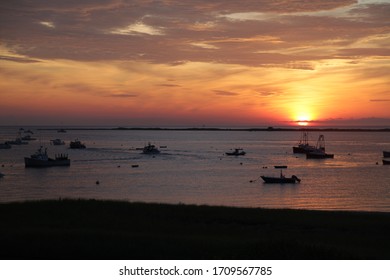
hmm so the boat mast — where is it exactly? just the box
[316,135,325,151]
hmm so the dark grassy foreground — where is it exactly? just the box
[0,199,389,259]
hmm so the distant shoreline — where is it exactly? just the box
[35,127,390,132]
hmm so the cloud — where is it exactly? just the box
[110,22,165,36]
[0,55,41,63]
[157,84,181,87]
[191,42,219,49]
[370,99,390,102]
[214,90,239,96]
[107,93,138,98]
[0,0,388,68]
[39,21,55,28]
[257,90,279,97]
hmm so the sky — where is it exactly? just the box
[0,0,389,127]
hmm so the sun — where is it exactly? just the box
[295,114,312,126]
[297,120,309,126]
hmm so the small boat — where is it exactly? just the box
[261,166,301,184]
[383,151,390,158]
[0,142,11,149]
[24,146,70,167]
[274,165,287,169]
[21,135,37,141]
[57,129,67,133]
[293,132,317,154]
[226,148,246,156]
[6,138,28,145]
[306,135,334,159]
[51,139,65,145]
[70,139,86,149]
[142,143,160,154]
[383,159,390,165]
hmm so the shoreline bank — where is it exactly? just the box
[1,199,389,260]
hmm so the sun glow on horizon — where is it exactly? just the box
[292,111,314,126]
[297,120,310,126]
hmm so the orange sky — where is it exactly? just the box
[1,0,389,127]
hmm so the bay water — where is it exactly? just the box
[0,127,389,212]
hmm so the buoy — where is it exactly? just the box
[96,180,100,185]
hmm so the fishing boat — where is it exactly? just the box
[261,166,301,184]
[51,139,65,145]
[0,142,11,149]
[24,146,70,167]
[383,159,390,165]
[142,143,160,154]
[293,132,317,154]
[383,151,390,158]
[70,139,86,149]
[226,148,246,156]
[306,135,334,159]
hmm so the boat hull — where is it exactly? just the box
[383,159,390,165]
[24,157,70,167]
[383,151,390,158]
[261,176,299,184]
[226,152,246,156]
[306,152,334,159]
[292,145,316,154]
[70,144,85,149]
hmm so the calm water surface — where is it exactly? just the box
[0,127,389,212]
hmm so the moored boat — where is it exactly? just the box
[51,139,65,145]
[24,146,70,167]
[293,132,317,154]
[383,159,390,165]
[6,138,28,145]
[70,139,86,149]
[261,166,301,184]
[226,148,246,156]
[261,175,301,184]
[306,135,334,159]
[142,143,160,154]
[21,135,37,141]
[383,151,390,158]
